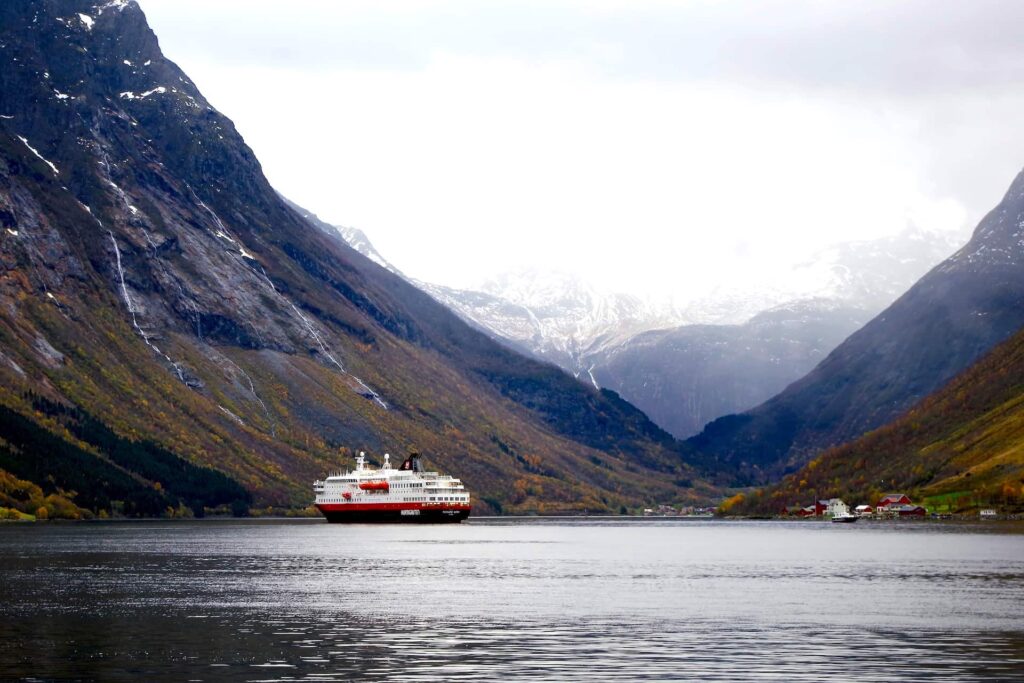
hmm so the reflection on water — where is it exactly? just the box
[1,518,1023,681]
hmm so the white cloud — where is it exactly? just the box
[139,0,1019,301]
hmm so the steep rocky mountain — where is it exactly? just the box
[0,0,713,518]
[416,269,686,381]
[413,227,963,368]
[283,199,401,276]
[589,300,870,438]
[724,323,1024,515]
[689,169,1024,483]
[788,226,969,314]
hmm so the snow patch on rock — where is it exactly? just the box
[17,135,59,175]
[119,86,167,100]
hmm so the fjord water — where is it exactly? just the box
[1,519,1022,682]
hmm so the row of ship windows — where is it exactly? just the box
[320,496,468,503]
[324,486,464,493]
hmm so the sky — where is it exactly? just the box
[138,0,1024,301]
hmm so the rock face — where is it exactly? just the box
[416,270,684,381]
[0,0,711,515]
[688,170,1024,483]
[284,198,401,275]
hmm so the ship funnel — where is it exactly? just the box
[400,452,423,472]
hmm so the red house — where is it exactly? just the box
[890,504,927,517]
[877,493,912,509]
[815,499,841,516]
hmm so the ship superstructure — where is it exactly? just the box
[314,452,471,523]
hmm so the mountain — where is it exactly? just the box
[0,0,713,519]
[283,198,401,275]
[585,229,964,439]
[416,269,686,382]
[589,300,870,439]
[403,227,960,439]
[689,169,1024,484]
[788,226,969,314]
[723,322,1024,515]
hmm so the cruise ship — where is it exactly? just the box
[314,452,471,523]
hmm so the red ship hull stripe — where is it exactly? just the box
[315,502,472,513]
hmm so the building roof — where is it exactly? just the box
[878,493,912,504]
[888,503,924,512]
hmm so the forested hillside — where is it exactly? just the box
[723,325,1024,515]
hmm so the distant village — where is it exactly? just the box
[779,493,1002,520]
[643,505,717,517]
[643,494,1007,520]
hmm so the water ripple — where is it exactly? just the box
[0,519,1022,681]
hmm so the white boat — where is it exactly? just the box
[828,499,858,523]
[314,452,471,523]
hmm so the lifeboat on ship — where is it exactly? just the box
[359,480,389,491]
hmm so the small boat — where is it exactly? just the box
[828,499,858,523]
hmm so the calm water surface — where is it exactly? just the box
[1,518,1023,681]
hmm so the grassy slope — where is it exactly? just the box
[0,280,710,516]
[723,326,1024,514]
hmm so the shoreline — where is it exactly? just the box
[4,514,1024,528]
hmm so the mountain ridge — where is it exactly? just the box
[689,168,1024,483]
[336,221,962,438]
[0,0,714,518]
[723,321,1024,515]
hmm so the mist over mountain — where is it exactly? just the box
[359,226,962,438]
[588,300,870,439]
[417,269,685,382]
[689,169,1024,483]
[283,198,401,276]
[0,0,715,518]
[588,228,966,437]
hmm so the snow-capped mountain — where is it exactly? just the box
[586,227,968,437]
[417,269,688,382]
[679,226,968,325]
[281,198,401,275]
[323,210,967,440]
[689,168,1024,484]
[415,227,966,375]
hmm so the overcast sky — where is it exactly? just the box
[139,0,1024,300]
